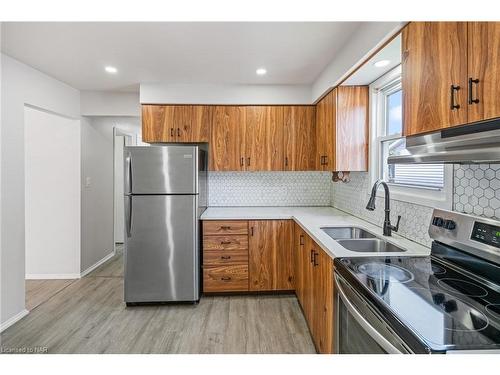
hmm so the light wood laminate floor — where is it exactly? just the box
[1,248,315,354]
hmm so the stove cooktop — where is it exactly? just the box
[335,255,500,353]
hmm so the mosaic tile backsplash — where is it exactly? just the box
[330,172,434,247]
[331,164,500,248]
[453,164,500,220]
[209,164,500,248]
[208,172,332,207]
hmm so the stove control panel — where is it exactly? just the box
[432,216,456,230]
[471,221,500,248]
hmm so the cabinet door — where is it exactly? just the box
[142,105,176,143]
[245,106,284,171]
[402,22,468,136]
[315,89,336,170]
[302,233,315,325]
[312,247,334,354]
[248,220,294,291]
[294,222,306,306]
[336,86,368,172]
[210,106,245,171]
[468,22,500,123]
[177,105,211,142]
[284,106,316,171]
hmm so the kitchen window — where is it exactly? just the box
[370,66,452,209]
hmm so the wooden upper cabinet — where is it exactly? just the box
[315,89,336,171]
[336,86,368,171]
[180,105,211,142]
[142,105,211,143]
[245,106,284,171]
[468,22,500,123]
[402,22,468,136]
[248,220,294,291]
[210,106,245,171]
[142,105,176,142]
[284,106,316,171]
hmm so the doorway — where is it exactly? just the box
[24,105,81,309]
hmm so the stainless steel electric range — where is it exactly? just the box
[334,209,500,354]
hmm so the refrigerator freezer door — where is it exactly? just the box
[126,145,198,194]
[124,194,199,303]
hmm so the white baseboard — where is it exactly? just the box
[80,251,115,277]
[26,273,81,280]
[0,309,29,332]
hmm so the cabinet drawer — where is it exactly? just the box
[203,221,248,236]
[203,265,249,292]
[203,235,248,251]
[203,250,248,266]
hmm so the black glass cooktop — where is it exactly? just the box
[335,255,500,353]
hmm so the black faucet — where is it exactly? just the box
[366,180,401,237]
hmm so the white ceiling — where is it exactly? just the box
[342,34,401,85]
[1,22,362,92]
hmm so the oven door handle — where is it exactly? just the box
[335,274,403,354]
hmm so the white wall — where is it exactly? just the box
[311,22,405,102]
[1,53,80,327]
[24,106,81,278]
[80,90,140,117]
[80,116,141,272]
[140,83,312,105]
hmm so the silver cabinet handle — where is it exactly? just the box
[335,274,402,354]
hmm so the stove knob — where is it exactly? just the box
[444,300,458,313]
[443,220,456,230]
[432,293,445,305]
[432,217,445,227]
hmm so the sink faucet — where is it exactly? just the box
[366,180,401,237]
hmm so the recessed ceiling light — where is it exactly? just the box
[105,66,118,74]
[256,68,267,76]
[374,60,391,68]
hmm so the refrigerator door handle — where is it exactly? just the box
[124,152,132,194]
[125,195,132,238]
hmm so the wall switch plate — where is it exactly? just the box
[85,177,91,187]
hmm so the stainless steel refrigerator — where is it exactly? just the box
[123,145,207,304]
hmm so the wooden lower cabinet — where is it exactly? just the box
[295,228,335,354]
[203,265,249,292]
[203,220,250,292]
[248,220,294,291]
[312,246,334,354]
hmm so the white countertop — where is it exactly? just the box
[201,206,430,259]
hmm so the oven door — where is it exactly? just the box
[335,272,412,354]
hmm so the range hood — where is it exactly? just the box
[388,118,500,164]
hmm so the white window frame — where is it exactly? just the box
[369,66,453,210]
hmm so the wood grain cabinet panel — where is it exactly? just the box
[312,247,334,354]
[203,265,249,292]
[203,235,249,251]
[336,86,369,171]
[203,220,248,236]
[315,89,336,170]
[294,222,306,305]
[142,105,176,142]
[203,251,249,266]
[210,106,245,171]
[245,106,284,171]
[284,106,316,171]
[402,22,468,136]
[468,22,500,123]
[248,220,294,291]
[179,105,211,142]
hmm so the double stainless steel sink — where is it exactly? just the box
[320,226,406,253]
